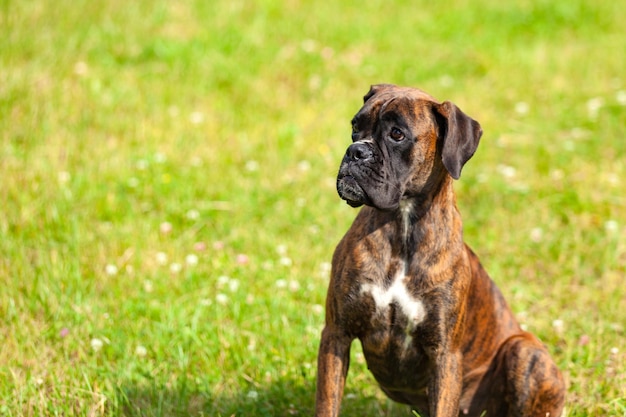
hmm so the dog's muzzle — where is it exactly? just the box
[336,142,374,207]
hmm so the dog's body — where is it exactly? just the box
[315,85,565,417]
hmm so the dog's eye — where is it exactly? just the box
[389,127,404,141]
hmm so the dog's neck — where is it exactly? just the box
[397,175,464,259]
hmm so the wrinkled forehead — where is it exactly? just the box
[356,87,438,121]
[373,86,437,103]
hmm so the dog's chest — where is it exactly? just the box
[359,264,427,348]
[361,275,426,326]
[352,263,432,390]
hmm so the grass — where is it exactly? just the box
[1,0,625,415]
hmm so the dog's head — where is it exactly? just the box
[336,84,483,210]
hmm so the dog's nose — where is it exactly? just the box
[346,142,373,162]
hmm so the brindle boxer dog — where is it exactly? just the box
[315,84,565,417]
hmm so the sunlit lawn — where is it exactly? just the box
[1,0,625,415]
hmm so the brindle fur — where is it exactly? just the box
[315,85,565,417]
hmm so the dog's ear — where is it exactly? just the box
[434,101,483,180]
[363,84,396,103]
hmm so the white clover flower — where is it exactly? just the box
[587,97,604,118]
[169,263,182,274]
[275,279,287,289]
[319,262,332,276]
[247,338,256,351]
[136,159,148,170]
[216,293,228,305]
[245,160,259,172]
[297,160,311,172]
[154,153,167,164]
[309,75,322,90]
[279,256,293,267]
[58,171,71,184]
[160,222,173,234]
[570,127,589,139]
[186,209,200,220]
[247,390,259,400]
[156,252,168,265]
[127,177,139,188]
[105,264,118,276]
[530,227,543,243]
[550,170,564,181]
[312,304,324,315]
[91,338,104,351]
[605,220,619,233]
[497,164,516,179]
[168,106,180,118]
[74,61,89,76]
[190,157,203,167]
[439,75,454,87]
[276,244,288,255]
[606,173,619,186]
[185,254,199,266]
[228,279,240,292]
[514,101,529,115]
[301,39,316,53]
[189,111,204,125]
[135,345,148,357]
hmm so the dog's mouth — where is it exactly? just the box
[337,175,367,207]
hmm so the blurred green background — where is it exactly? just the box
[1,0,625,415]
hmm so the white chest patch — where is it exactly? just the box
[360,269,427,329]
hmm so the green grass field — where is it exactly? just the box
[1,0,625,415]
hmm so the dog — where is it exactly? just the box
[315,84,565,417]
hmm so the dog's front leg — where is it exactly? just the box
[315,325,352,417]
[429,349,463,417]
